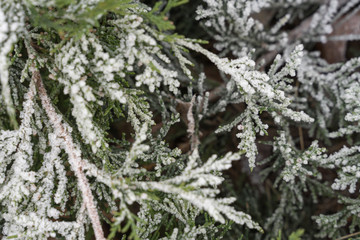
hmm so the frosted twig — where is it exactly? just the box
[187,95,199,151]
[31,70,106,240]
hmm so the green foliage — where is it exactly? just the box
[1,0,360,240]
[289,229,305,240]
[28,0,134,38]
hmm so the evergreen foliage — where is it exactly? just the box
[1,0,360,239]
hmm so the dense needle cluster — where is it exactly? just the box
[1,0,360,239]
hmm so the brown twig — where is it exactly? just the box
[295,80,305,151]
[336,231,360,240]
[187,95,199,151]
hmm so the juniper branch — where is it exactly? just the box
[31,68,106,240]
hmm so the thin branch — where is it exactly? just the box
[31,69,106,240]
[336,231,360,240]
[187,95,199,151]
[295,80,305,151]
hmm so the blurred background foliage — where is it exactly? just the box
[134,1,360,239]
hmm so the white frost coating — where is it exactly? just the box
[111,15,180,94]
[177,39,274,99]
[54,37,104,153]
[274,132,325,184]
[196,0,286,57]
[0,2,25,126]
[119,124,149,176]
[0,78,86,239]
[298,54,360,139]
[236,109,258,169]
[308,0,338,41]
[181,40,311,168]
[135,149,262,231]
[83,137,262,234]
[320,146,360,194]
[33,70,106,240]
[177,40,311,124]
[0,80,37,237]
[53,14,186,153]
